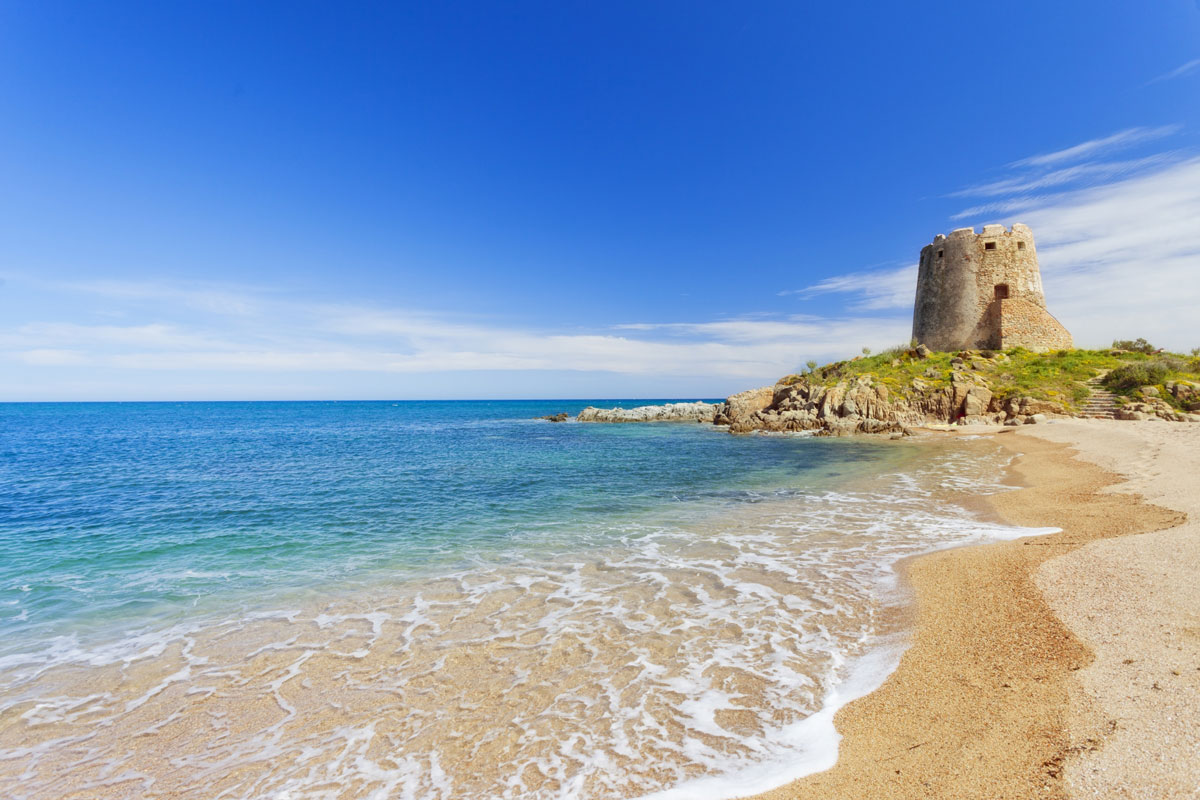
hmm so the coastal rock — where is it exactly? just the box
[1167,381,1199,406]
[576,402,719,423]
[537,412,569,422]
[1011,396,1061,416]
[713,386,774,428]
[963,385,993,417]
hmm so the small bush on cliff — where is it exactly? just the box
[1111,338,1157,354]
[1103,361,1170,390]
[878,343,914,360]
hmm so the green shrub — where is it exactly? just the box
[879,343,913,359]
[1111,338,1157,354]
[1104,361,1170,390]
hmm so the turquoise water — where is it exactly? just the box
[0,401,1042,799]
[0,400,904,653]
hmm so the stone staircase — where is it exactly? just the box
[1080,375,1119,419]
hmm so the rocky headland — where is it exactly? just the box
[574,346,1200,436]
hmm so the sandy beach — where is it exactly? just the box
[744,419,1200,800]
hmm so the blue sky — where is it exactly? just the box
[2,1,1199,400]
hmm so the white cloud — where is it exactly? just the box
[1147,57,1200,85]
[62,279,265,315]
[950,129,1185,222]
[0,280,912,397]
[783,265,917,311]
[1019,156,1200,349]
[951,154,1177,199]
[1010,125,1181,168]
[18,349,87,366]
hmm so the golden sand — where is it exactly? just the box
[744,421,1198,800]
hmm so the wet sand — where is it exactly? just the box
[743,420,1198,800]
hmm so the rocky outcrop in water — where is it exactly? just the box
[713,386,773,427]
[576,402,719,423]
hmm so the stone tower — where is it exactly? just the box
[912,223,1072,352]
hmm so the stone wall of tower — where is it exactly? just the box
[912,223,1072,352]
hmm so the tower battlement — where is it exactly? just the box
[912,223,1071,352]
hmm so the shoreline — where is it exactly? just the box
[741,420,1195,799]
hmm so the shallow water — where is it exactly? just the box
[0,402,1044,798]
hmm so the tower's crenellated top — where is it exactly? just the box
[912,223,1071,352]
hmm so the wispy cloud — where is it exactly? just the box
[781,265,917,311]
[56,279,265,316]
[950,125,1186,223]
[1026,156,1200,348]
[1146,57,1200,85]
[0,276,912,399]
[1009,125,1181,168]
[950,154,1176,199]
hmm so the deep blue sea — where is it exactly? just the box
[0,401,1049,799]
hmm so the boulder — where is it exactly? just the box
[537,412,569,422]
[714,386,775,428]
[1167,381,1199,403]
[963,385,993,417]
[1015,397,1064,416]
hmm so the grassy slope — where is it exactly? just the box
[779,347,1200,413]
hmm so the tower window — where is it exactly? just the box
[1017,241,1026,250]
[995,284,1010,300]
[937,249,944,258]
[984,242,997,251]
